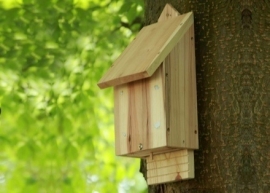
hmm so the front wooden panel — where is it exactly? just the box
[114,66,167,156]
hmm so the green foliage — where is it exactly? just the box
[0,0,147,192]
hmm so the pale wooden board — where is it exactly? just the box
[147,150,190,170]
[98,12,194,89]
[158,3,180,22]
[114,66,167,157]
[114,84,129,155]
[188,24,199,148]
[119,147,179,158]
[146,150,194,185]
[147,171,192,185]
[168,25,198,149]
[164,25,198,149]
[147,163,190,177]
[147,149,189,165]
[158,4,198,149]
[147,156,189,170]
[165,35,186,148]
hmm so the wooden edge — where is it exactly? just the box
[97,71,149,89]
[116,146,180,158]
[146,149,189,163]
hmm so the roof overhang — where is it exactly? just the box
[98,10,193,89]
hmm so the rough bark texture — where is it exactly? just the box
[142,0,270,192]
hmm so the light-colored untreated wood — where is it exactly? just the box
[119,147,180,158]
[146,150,194,185]
[159,4,198,149]
[98,12,194,89]
[114,65,167,156]
[165,24,198,149]
[158,3,180,22]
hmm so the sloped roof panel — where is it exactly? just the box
[98,12,193,89]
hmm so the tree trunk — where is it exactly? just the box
[141,0,270,192]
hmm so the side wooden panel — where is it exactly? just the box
[158,3,198,149]
[188,24,199,149]
[114,66,167,157]
[146,150,194,185]
[166,24,198,149]
[165,34,186,148]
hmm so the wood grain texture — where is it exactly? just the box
[114,65,167,157]
[146,150,194,185]
[159,4,198,150]
[144,0,270,192]
[158,3,180,22]
[98,12,193,89]
[164,25,198,149]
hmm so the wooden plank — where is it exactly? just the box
[148,64,167,149]
[147,171,193,185]
[165,25,198,149]
[182,29,189,148]
[190,24,199,148]
[146,149,189,163]
[114,84,129,155]
[166,36,186,148]
[147,157,190,170]
[114,66,167,157]
[158,4,180,22]
[146,150,194,185]
[147,163,190,177]
[120,147,179,158]
[127,80,148,153]
[98,12,194,89]
[187,24,199,149]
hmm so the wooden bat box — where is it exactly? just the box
[98,4,198,185]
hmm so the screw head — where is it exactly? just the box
[138,143,143,150]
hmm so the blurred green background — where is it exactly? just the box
[0,0,147,192]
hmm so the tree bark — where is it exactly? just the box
[142,0,270,192]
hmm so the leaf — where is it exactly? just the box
[16,143,32,160]
[65,142,78,161]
